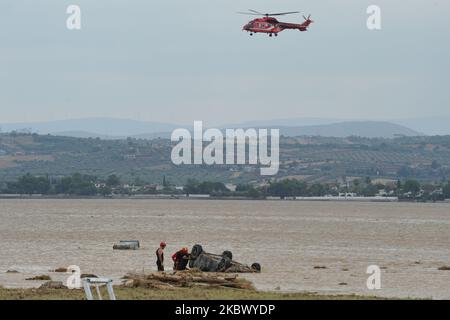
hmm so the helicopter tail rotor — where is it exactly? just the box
[303,14,313,22]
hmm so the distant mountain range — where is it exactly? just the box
[2,116,448,139]
[0,118,179,138]
[272,122,421,138]
[390,117,450,136]
[229,116,450,136]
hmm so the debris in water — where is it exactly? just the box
[26,275,52,281]
[39,281,66,289]
[6,270,19,273]
[113,240,140,250]
[122,269,255,290]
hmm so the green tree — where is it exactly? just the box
[443,182,450,199]
[133,177,144,186]
[362,184,379,197]
[247,187,262,199]
[267,179,307,198]
[403,180,421,196]
[184,179,200,195]
[431,160,440,169]
[183,179,228,195]
[236,184,252,192]
[308,183,328,196]
[395,180,402,196]
[7,174,51,195]
[197,181,228,194]
[99,185,112,196]
[55,173,97,196]
[106,174,120,187]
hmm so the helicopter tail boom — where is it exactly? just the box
[277,15,313,32]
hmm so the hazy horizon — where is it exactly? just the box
[4,115,450,137]
[1,0,449,126]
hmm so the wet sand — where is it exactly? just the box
[0,199,449,299]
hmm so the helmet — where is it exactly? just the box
[160,242,166,248]
[182,247,188,253]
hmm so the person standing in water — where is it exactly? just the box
[156,242,166,271]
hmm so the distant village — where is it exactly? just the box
[1,172,449,202]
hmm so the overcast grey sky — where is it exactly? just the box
[0,0,449,126]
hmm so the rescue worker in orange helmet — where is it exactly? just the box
[156,242,166,271]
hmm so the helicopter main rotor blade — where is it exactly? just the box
[237,12,262,16]
[240,9,300,17]
[248,9,264,15]
[267,11,300,16]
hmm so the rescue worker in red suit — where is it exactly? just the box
[172,247,190,271]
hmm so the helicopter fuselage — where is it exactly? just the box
[243,17,311,35]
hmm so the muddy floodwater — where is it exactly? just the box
[1,199,450,299]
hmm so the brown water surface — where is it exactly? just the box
[0,199,449,299]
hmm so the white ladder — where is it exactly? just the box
[83,278,116,300]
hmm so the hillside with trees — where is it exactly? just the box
[1,133,450,187]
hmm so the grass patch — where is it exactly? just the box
[0,286,388,300]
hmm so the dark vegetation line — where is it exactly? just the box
[2,173,449,201]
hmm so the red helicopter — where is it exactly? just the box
[238,10,314,37]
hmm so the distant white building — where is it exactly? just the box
[338,193,357,198]
[377,189,389,197]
